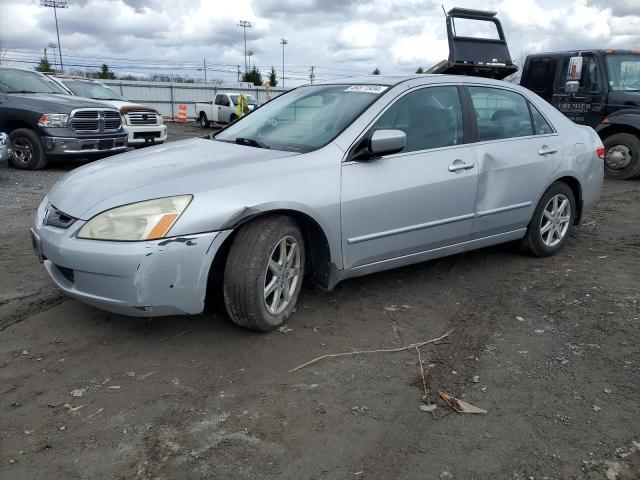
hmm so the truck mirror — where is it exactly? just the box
[567,56,583,81]
[565,80,580,93]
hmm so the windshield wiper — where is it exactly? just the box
[7,90,37,94]
[235,137,270,149]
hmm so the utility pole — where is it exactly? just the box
[237,20,252,73]
[203,58,207,82]
[237,65,241,82]
[49,42,58,71]
[309,66,315,84]
[280,38,287,88]
[41,1,68,73]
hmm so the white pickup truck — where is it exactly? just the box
[195,92,257,128]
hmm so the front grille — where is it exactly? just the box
[127,111,158,125]
[70,109,121,133]
[45,205,76,228]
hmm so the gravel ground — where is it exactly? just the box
[1,124,639,479]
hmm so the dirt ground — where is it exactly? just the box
[1,123,639,480]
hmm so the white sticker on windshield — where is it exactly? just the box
[344,85,388,94]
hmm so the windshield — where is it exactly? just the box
[61,79,125,100]
[0,68,69,94]
[605,54,640,91]
[215,84,387,153]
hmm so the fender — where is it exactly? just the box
[596,108,640,135]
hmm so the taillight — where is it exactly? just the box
[596,145,605,159]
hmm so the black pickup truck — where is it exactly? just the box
[521,50,640,179]
[0,67,128,170]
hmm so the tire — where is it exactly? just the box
[8,128,47,170]
[603,133,640,180]
[523,182,576,257]
[229,114,238,123]
[223,215,305,331]
[199,113,209,128]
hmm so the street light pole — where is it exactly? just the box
[237,20,252,73]
[280,38,287,87]
[41,1,68,73]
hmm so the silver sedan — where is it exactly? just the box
[32,75,604,331]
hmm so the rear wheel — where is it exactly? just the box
[199,113,209,128]
[603,133,640,180]
[223,215,305,331]
[523,182,576,257]
[9,129,47,170]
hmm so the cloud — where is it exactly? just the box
[1,0,638,85]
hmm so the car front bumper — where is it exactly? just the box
[42,135,128,156]
[125,124,168,145]
[32,199,232,317]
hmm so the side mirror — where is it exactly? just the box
[565,80,580,94]
[567,56,583,81]
[369,129,406,156]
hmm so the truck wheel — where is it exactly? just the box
[9,129,47,170]
[522,182,575,257]
[230,114,238,123]
[603,133,640,180]
[199,113,209,128]
[223,215,305,332]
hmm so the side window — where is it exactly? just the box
[214,94,223,105]
[529,103,554,135]
[468,86,534,141]
[556,56,602,94]
[222,96,231,107]
[523,58,552,92]
[372,86,463,153]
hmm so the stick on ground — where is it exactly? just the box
[289,330,453,372]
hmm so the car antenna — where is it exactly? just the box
[441,4,447,16]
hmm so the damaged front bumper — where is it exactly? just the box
[32,199,232,317]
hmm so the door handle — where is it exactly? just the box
[538,146,558,156]
[448,161,475,172]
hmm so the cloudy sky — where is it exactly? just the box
[1,0,639,85]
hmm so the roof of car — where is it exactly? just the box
[313,74,514,87]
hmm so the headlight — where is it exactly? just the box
[156,113,164,125]
[77,195,192,241]
[120,114,128,125]
[38,113,69,128]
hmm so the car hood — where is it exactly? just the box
[47,138,298,219]
[102,100,157,113]
[8,93,118,113]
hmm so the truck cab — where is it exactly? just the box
[196,92,257,128]
[521,50,640,179]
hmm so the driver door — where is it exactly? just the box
[340,85,478,270]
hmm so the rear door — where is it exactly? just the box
[551,54,606,127]
[341,85,478,269]
[466,85,563,239]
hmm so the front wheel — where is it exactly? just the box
[523,182,576,257]
[223,215,305,331]
[9,128,47,170]
[603,133,640,180]
[229,113,238,123]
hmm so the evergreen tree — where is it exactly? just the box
[242,66,263,86]
[35,57,54,73]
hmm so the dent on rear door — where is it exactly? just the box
[473,137,564,238]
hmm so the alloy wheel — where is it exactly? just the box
[12,137,34,164]
[540,194,571,247]
[264,235,301,315]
